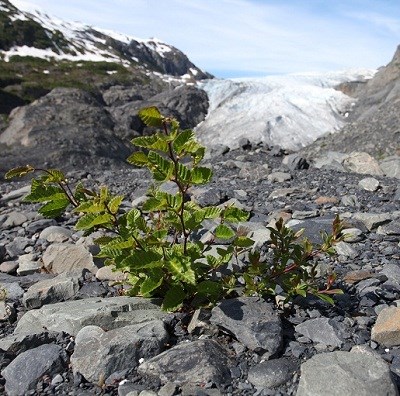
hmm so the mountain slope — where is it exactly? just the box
[302,45,400,158]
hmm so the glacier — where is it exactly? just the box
[195,70,376,151]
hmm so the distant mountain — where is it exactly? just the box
[0,0,211,79]
[302,45,400,158]
[0,0,211,173]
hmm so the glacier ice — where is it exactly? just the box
[195,70,375,151]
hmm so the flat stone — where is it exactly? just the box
[71,321,168,383]
[342,228,365,242]
[0,261,19,274]
[0,185,31,203]
[267,172,292,182]
[2,212,28,229]
[17,253,41,275]
[343,270,375,284]
[371,306,400,347]
[247,357,297,388]
[14,296,166,336]
[0,301,15,321]
[342,152,383,175]
[292,210,319,220]
[314,196,339,205]
[0,281,24,301]
[268,188,299,199]
[96,265,126,282]
[380,156,400,179]
[296,350,398,396]
[380,264,400,284]
[288,216,336,244]
[295,318,345,348]
[25,218,57,234]
[334,241,359,259]
[42,243,99,274]
[210,297,282,354]
[377,221,400,237]
[358,177,380,191]
[0,331,60,354]
[352,213,392,231]
[138,339,231,387]
[22,273,81,309]
[39,225,73,242]
[1,344,66,396]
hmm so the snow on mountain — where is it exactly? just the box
[196,70,376,151]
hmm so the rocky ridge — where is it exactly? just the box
[1,143,400,395]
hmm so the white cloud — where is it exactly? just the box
[9,0,400,77]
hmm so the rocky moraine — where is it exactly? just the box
[0,143,400,396]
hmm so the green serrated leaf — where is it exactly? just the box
[196,280,222,299]
[140,275,163,296]
[176,163,191,183]
[147,151,173,181]
[75,213,113,230]
[191,167,213,185]
[162,283,186,311]
[203,206,223,219]
[166,257,196,285]
[126,151,149,166]
[223,206,249,222]
[173,129,194,153]
[5,165,35,179]
[315,293,335,305]
[126,208,141,227]
[214,224,235,239]
[142,197,163,212]
[38,198,70,218]
[138,106,163,127]
[73,201,104,214]
[233,236,255,248]
[120,250,163,269]
[108,195,124,214]
[24,180,65,203]
[41,169,66,183]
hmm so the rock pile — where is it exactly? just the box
[1,143,400,395]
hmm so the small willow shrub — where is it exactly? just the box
[7,107,343,311]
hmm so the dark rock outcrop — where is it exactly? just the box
[303,45,400,158]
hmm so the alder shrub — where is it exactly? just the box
[7,107,343,311]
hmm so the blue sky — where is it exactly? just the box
[11,0,400,78]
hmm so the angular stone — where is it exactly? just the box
[314,196,339,205]
[282,153,309,170]
[0,185,31,203]
[1,344,66,396]
[267,172,292,182]
[1,212,28,229]
[342,152,383,175]
[247,357,297,388]
[138,339,231,387]
[0,281,24,301]
[295,318,345,348]
[17,253,41,275]
[39,226,73,242]
[288,216,336,244]
[96,265,126,282]
[296,350,398,396]
[358,177,380,191]
[25,218,57,234]
[380,156,400,179]
[343,270,375,285]
[42,243,99,274]
[15,296,166,336]
[210,297,282,354]
[342,228,365,242]
[269,188,299,199]
[352,213,392,231]
[239,163,269,180]
[22,273,81,309]
[0,301,15,321]
[292,210,319,220]
[71,321,168,383]
[380,264,400,284]
[334,241,359,259]
[0,261,19,274]
[371,306,400,347]
[0,332,60,355]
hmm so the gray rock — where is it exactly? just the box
[210,297,282,354]
[0,261,19,274]
[295,318,345,348]
[239,163,269,180]
[292,210,319,220]
[0,281,24,301]
[352,212,392,230]
[340,194,360,207]
[15,296,166,336]
[190,187,221,206]
[1,211,28,229]
[342,152,383,175]
[342,228,365,242]
[71,321,168,383]
[22,273,81,309]
[312,151,348,170]
[267,171,292,182]
[380,156,400,179]
[0,185,30,203]
[0,331,60,354]
[334,241,359,259]
[269,188,299,199]
[0,301,15,321]
[0,244,6,261]
[1,344,66,396]
[371,306,400,347]
[288,216,336,244]
[377,221,400,237]
[6,236,32,258]
[247,357,297,388]
[25,219,57,234]
[138,339,231,387]
[39,225,73,242]
[296,350,398,396]
[17,253,41,275]
[358,177,380,191]
[380,264,400,284]
[282,153,309,170]
[42,243,99,274]
[96,266,125,282]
